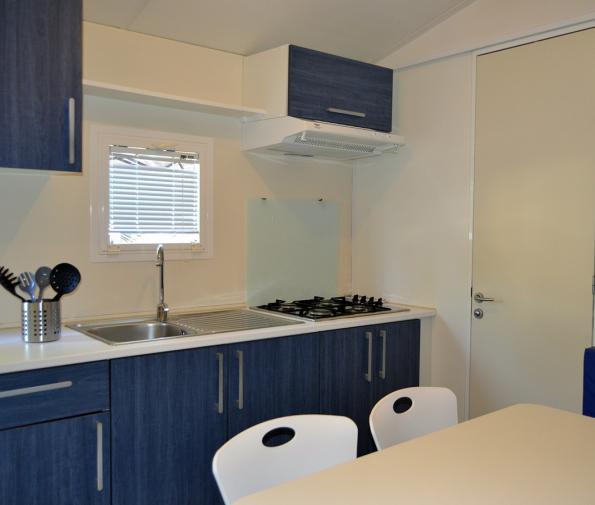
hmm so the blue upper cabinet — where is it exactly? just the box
[288,45,393,132]
[0,0,82,172]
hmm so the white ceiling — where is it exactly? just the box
[83,0,476,63]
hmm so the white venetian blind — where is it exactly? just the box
[108,146,200,245]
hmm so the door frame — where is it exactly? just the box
[464,17,595,420]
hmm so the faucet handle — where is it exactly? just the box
[157,303,169,323]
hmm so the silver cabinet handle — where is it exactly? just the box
[216,352,224,414]
[236,350,244,410]
[326,107,366,118]
[365,331,373,382]
[379,330,387,379]
[0,380,72,399]
[474,292,495,303]
[96,421,104,492]
[68,97,75,165]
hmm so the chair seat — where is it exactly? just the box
[212,414,358,504]
[370,386,458,450]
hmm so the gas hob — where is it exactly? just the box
[254,295,409,321]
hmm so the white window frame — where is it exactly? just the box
[88,123,214,262]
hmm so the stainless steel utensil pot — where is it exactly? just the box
[21,300,61,343]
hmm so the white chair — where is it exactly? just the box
[212,414,357,504]
[369,386,458,450]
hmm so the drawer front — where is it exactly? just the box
[0,361,109,430]
[288,45,393,132]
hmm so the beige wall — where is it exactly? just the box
[381,0,595,68]
[0,29,352,327]
[83,22,244,105]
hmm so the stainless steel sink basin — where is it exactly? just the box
[70,309,304,345]
[70,320,192,345]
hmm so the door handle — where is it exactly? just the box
[474,292,495,303]
[68,97,76,165]
[216,352,224,414]
[326,107,366,118]
[96,420,104,492]
[0,380,72,399]
[365,331,373,382]
[236,350,244,410]
[379,330,387,379]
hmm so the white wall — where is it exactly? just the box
[0,28,352,327]
[354,0,595,419]
[381,0,595,68]
[353,53,474,420]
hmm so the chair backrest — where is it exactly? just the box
[370,386,458,450]
[212,414,358,504]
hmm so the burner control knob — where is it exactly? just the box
[352,294,359,303]
[360,296,367,304]
[377,298,383,307]
[368,297,375,305]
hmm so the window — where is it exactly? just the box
[89,124,213,261]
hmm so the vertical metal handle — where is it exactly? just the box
[96,421,104,492]
[216,352,224,414]
[236,350,244,410]
[379,330,387,379]
[365,331,373,382]
[68,97,75,164]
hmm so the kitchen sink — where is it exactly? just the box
[70,320,195,345]
[69,309,304,345]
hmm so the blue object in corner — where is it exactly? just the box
[583,347,595,417]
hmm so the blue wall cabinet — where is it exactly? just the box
[227,334,320,437]
[111,346,228,505]
[0,0,82,171]
[320,321,420,455]
[288,45,393,132]
[0,412,110,505]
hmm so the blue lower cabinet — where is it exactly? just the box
[111,347,228,505]
[320,325,377,456]
[372,320,420,401]
[320,321,421,455]
[0,412,110,505]
[227,334,320,437]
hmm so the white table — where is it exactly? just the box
[236,404,595,505]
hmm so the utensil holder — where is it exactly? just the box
[21,300,61,343]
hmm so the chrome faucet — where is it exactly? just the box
[156,244,169,322]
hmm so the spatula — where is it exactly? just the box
[0,266,26,302]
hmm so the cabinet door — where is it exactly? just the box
[373,320,421,402]
[0,0,82,171]
[288,45,393,132]
[111,347,227,505]
[0,412,110,505]
[319,326,376,456]
[228,334,320,437]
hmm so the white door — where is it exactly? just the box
[470,29,595,418]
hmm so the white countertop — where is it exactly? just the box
[0,305,435,374]
[236,404,595,505]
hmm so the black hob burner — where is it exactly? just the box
[256,295,396,320]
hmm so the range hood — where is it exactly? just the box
[242,117,405,161]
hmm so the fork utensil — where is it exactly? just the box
[18,272,37,301]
